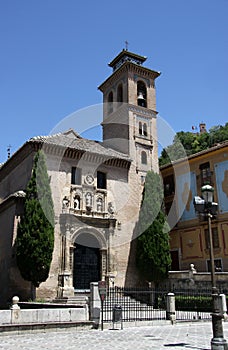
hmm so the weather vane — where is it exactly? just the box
[125,40,129,51]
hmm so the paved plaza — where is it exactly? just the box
[0,321,228,350]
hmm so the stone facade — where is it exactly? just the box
[0,50,160,307]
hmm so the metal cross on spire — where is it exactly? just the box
[125,40,129,51]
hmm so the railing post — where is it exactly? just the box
[166,292,176,324]
[10,296,21,324]
[90,282,101,329]
[220,294,228,320]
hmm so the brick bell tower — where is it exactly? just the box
[98,49,161,179]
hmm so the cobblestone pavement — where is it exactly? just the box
[1,322,228,350]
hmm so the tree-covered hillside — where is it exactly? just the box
[159,123,228,166]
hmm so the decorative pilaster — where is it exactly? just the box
[106,218,116,287]
[58,223,74,298]
[100,249,107,281]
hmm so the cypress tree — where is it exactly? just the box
[136,171,171,286]
[16,151,54,291]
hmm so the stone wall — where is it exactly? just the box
[168,264,228,291]
[0,297,88,325]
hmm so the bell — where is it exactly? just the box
[137,91,145,100]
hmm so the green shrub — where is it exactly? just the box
[175,295,212,312]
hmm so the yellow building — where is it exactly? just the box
[161,140,228,272]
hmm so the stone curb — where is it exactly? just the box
[0,321,94,335]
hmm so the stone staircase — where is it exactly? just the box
[54,291,90,308]
[102,292,164,322]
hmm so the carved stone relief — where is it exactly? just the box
[85,174,94,185]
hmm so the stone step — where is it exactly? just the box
[55,296,89,305]
[104,296,149,308]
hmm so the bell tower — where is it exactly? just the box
[98,49,161,176]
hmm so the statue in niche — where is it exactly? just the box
[86,192,92,210]
[74,195,80,210]
[97,197,103,212]
[62,196,69,209]
[108,202,114,215]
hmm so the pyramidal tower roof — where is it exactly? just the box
[108,49,147,72]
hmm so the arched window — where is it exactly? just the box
[97,171,106,189]
[117,84,123,104]
[143,123,147,137]
[141,151,147,164]
[108,91,113,114]
[139,122,142,135]
[137,81,147,108]
[139,122,148,137]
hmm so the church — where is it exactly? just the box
[0,49,161,306]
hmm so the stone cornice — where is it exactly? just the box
[61,145,131,169]
[128,104,158,118]
[0,191,25,213]
[98,61,160,92]
[59,213,116,229]
[0,139,131,182]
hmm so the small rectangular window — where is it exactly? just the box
[143,123,148,137]
[164,175,175,196]
[207,259,222,272]
[204,227,219,249]
[97,171,106,189]
[71,167,82,185]
[200,162,211,185]
[139,122,142,135]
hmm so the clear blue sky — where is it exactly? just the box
[0,0,227,163]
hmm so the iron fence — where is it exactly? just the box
[102,286,227,323]
[103,287,166,322]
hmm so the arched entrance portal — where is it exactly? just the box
[73,233,101,290]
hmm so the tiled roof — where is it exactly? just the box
[29,130,131,162]
[160,140,228,169]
